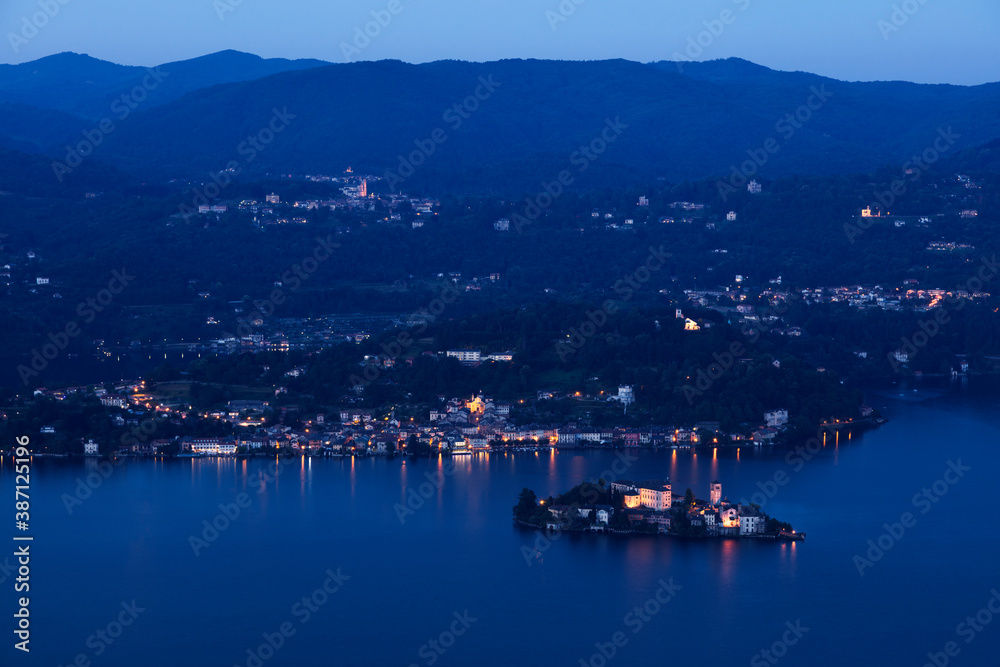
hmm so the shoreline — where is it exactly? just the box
[1,423,887,461]
[514,518,807,542]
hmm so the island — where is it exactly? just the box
[513,479,803,539]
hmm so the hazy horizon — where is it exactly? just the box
[3,0,998,85]
[6,49,1000,88]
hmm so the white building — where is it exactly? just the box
[83,439,99,456]
[188,438,236,455]
[613,385,635,406]
[446,350,481,364]
[740,509,764,535]
[710,481,722,506]
[100,395,128,408]
[764,409,789,428]
[638,482,672,511]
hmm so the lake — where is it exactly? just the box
[3,382,1000,666]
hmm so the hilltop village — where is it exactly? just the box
[514,479,800,539]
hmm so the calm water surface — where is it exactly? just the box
[3,386,1000,666]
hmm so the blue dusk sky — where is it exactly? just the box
[2,0,997,85]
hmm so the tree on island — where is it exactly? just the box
[610,506,631,530]
[672,510,706,538]
[609,493,631,530]
[514,488,546,525]
[684,488,695,506]
[766,517,793,534]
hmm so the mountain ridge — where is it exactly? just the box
[3,52,998,191]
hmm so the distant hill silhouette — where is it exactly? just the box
[2,52,998,191]
[0,50,331,119]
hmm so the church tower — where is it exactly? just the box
[710,481,722,506]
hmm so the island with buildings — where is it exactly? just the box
[513,478,802,540]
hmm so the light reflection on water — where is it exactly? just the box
[7,392,1000,666]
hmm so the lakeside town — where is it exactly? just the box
[20,380,845,457]
[514,478,802,540]
[13,375,879,458]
